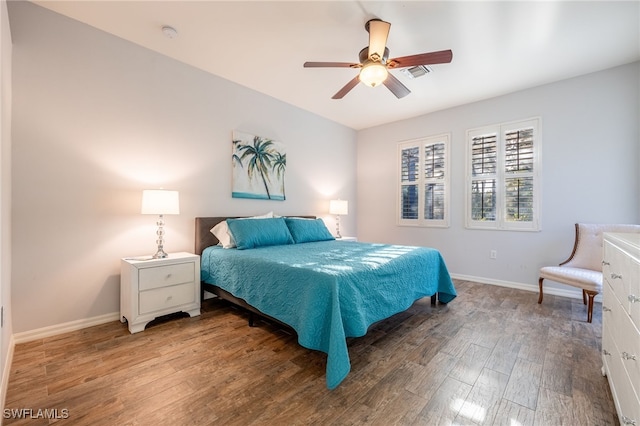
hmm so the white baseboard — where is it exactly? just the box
[450,273,602,302]
[13,312,120,345]
[1,334,15,418]
[8,275,599,345]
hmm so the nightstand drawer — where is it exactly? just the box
[139,282,196,314]
[138,262,195,291]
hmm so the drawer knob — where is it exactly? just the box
[166,296,173,301]
[602,306,612,312]
[610,273,623,280]
[166,273,172,279]
[628,295,640,303]
[622,416,637,425]
[622,351,637,361]
[602,260,610,266]
[603,349,611,356]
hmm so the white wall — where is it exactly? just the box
[8,2,356,333]
[0,0,12,408]
[357,62,640,293]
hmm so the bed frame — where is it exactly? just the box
[195,215,439,329]
[194,216,314,327]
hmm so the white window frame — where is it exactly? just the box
[398,133,450,228]
[465,118,541,231]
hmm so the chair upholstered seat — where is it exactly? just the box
[539,266,602,293]
[538,223,640,323]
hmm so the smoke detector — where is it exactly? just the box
[161,25,178,39]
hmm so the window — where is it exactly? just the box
[466,118,540,231]
[398,134,450,227]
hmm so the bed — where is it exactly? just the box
[195,216,457,389]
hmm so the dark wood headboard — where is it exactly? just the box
[194,216,315,255]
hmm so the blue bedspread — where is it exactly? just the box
[201,240,456,389]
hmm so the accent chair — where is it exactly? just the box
[538,223,640,323]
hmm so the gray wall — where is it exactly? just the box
[8,2,356,333]
[357,61,640,295]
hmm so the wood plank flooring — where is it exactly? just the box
[4,280,618,425]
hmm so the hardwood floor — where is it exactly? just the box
[4,280,617,425]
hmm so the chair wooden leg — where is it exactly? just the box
[538,277,544,304]
[585,290,598,323]
[582,289,587,305]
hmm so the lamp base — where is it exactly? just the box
[152,247,168,259]
[152,214,169,258]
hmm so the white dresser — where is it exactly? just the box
[602,232,640,425]
[121,252,201,333]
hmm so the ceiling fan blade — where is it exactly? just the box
[387,49,453,69]
[304,62,360,68]
[383,73,411,99]
[367,19,391,61]
[332,76,360,99]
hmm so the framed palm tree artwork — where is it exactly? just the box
[232,131,286,201]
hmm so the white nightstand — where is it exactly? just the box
[120,252,201,333]
[336,236,357,242]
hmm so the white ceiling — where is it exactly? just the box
[34,1,640,130]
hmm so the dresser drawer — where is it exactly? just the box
[617,306,640,399]
[602,286,640,397]
[603,324,640,426]
[626,255,640,330]
[603,233,640,425]
[604,240,631,312]
[602,319,617,377]
[138,262,195,291]
[139,282,196,314]
[602,280,620,333]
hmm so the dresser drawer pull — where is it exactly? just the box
[602,260,610,266]
[622,416,637,425]
[603,349,611,356]
[622,352,637,361]
[610,273,623,279]
[628,295,640,303]
[166,273,172,279]
[602,306,612,312]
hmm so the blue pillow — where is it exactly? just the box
[285,218,335,244]
[226,217,294,250]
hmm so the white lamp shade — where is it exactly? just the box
[141,190,180,215]
[359,62,388,87]
[329,199,348,215]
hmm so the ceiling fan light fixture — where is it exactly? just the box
[359,62,388,87]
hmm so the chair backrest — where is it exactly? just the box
[563,223,640,271]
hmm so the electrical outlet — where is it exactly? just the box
[490,250,497,259]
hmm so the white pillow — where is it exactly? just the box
[210,212,273,249]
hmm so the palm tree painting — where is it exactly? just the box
[232,131,286,200]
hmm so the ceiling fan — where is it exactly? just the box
[304,19,453,99]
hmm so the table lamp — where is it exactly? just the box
[329,199,348,238]
[141,189,180,258]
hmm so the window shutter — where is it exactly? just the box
[504,127,535,222]
[400,146,419,220]
[424,142,446,220]
[466,118,540,231]
[470,134,498,222]
[398,135,450,227]
[424,142,446,178]
[505,129,534,173]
